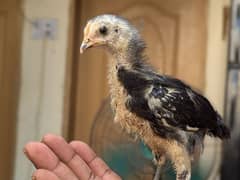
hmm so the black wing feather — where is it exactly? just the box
[117,66,230,139]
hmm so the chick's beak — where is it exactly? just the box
[80,39,94,54]
[80,37,105,54]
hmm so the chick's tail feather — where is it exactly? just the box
[208,113,231,139]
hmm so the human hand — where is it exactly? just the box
[24,134,121,180]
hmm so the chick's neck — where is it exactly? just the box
[110,36,147,69]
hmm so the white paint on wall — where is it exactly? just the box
[14,0,71,179]
[205,0,230,115]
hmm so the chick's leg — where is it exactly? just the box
[153,166,162,180]
[165,142,191,180]
[152,151,166,180]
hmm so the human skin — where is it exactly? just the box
[24,134,121,180]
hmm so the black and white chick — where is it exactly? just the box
[80,14,230,180]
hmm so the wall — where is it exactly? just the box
[14,0,72,179]
[202,0,230,179]
[205,0,230,114]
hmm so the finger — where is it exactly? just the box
[70,141,121,180]
[32,169,59,180]
[24,142,78,180]
[24,142,59,169]
[42,134,91,179]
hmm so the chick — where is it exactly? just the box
[80,14,230,180]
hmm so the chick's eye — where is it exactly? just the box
[99,26,108,35]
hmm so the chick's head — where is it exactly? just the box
[80,14,140,54]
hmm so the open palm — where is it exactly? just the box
[24,134,121,180]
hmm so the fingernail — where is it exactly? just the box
[23,148,29,156]
[32,175,37,180]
